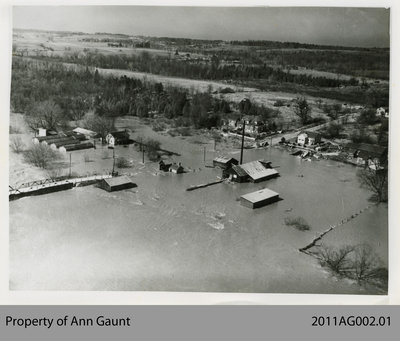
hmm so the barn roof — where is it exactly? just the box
[240,161,278,181]
[103,175,134,187]
[241,188,279,203]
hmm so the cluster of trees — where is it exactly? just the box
[35,51,361,88]
[11,59,277,133]
[229,39,383,52]
[213,45,389,80]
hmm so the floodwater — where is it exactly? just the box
[9,118,388,293]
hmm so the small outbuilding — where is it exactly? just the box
[240,188,280,209]
[213,156,239,169]
[99,176,137,192]
[169,163,184,174]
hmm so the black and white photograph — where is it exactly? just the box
[7,4,390,296]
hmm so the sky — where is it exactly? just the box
[13,6,390,48]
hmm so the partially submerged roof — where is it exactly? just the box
[240,161,278,181]
[103,175,134,187]
[241,188,279,203]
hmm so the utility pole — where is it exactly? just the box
[240,121,245,165]
[203,146,206,163]
[142,148,145,164]
[69,153,72,178]
[112,148,116,175]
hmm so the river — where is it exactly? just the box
[9,117,388,293]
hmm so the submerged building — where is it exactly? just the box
[240,188,280,209]
[99,176,137,192]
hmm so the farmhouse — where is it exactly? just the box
[240,188,280,209]
[213,156,239,169]
[99,176,137,192]
[297,131,321,146]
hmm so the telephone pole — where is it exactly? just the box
[240,121,245,165]
[112,148,116,175]
[69,153,72,178]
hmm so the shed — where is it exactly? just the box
[170,163,184,174]
[99,176,137,192]
[213,156,239,169]
[240,188,280,209]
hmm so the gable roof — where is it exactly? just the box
[240,161,277,181]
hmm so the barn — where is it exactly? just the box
[240,161,279,182]
[240,188,280,209]
[99,176,137,192]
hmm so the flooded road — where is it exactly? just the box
[9,118,388,293]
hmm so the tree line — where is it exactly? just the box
[32,51,361,88]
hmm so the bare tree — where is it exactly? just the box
[145,138,161,161]
[317,244,387,289]
[10,136,25,153]
[24,144,61,169]
[357,166,388,202]
[25,100,63,132]
[84,114,114,140]
[317,245,355,275]
[294,97,311,125]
